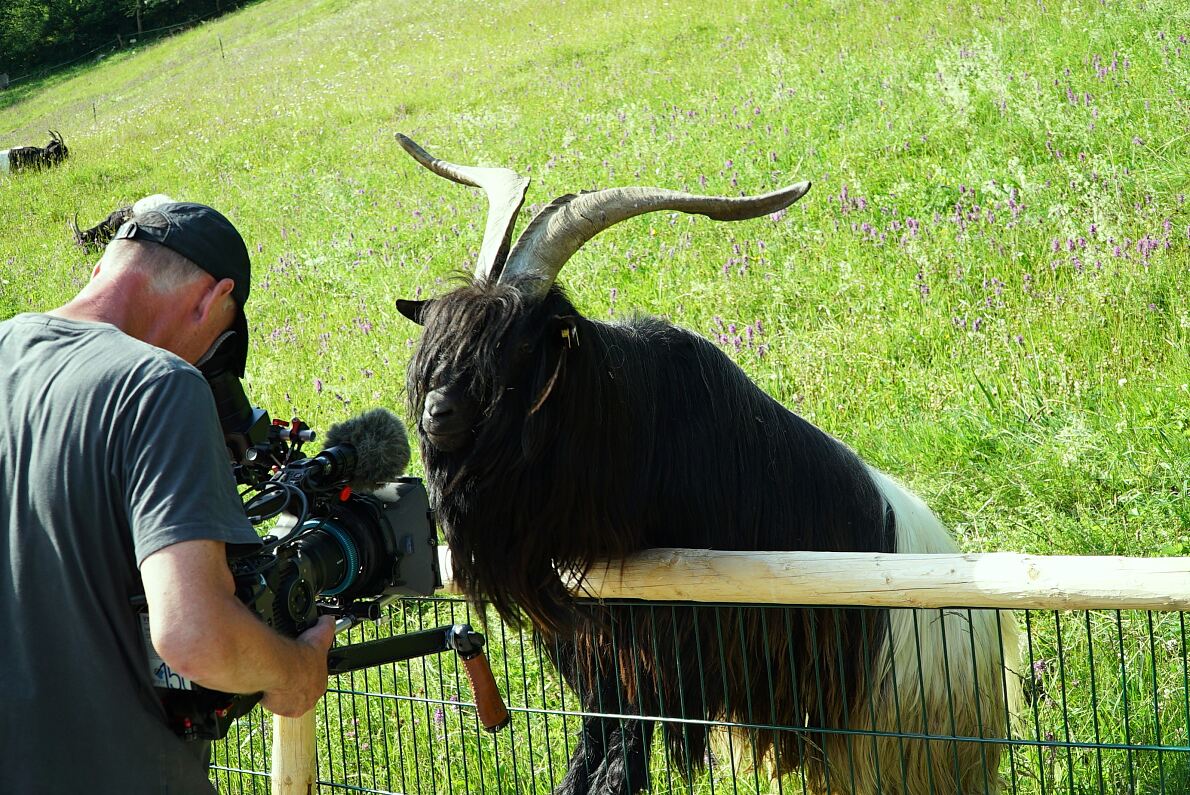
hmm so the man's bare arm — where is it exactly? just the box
[140,539,335,717]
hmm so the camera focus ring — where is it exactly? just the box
[308,521,361,596]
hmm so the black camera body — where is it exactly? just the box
[232,477,439,638]
[148,351,441,741]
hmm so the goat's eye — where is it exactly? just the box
[503,342,532,364]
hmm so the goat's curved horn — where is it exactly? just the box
[501,182,811,299]
[396,134,529,281]
[70,214,84,246]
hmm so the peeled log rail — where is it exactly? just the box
[435,548,1190,612]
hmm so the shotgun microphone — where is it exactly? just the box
[319,407,412,492]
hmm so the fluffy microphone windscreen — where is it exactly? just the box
[323,407,412,489]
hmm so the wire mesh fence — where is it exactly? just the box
[1,8,229,89]
[210,596,1190,794]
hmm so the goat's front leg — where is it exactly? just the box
[546,641,652,794]
[553,712,655,795]
[543,624,655,795]
[553,711,610,795]
[585,717,654,795]
[545,636,609,795]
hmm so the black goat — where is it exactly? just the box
[71,206,133,249]
[394,135,1018,795]
[70,194,175,249]
[1,130,68,173]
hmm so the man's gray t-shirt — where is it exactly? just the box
[0,314,261,794]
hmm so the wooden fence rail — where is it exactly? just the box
[271,549,1190,793]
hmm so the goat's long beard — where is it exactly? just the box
[427,445,580,633]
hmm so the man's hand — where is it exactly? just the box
[260,615,337,717]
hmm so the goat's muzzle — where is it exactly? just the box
[420,387,476,452]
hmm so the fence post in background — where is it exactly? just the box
[271,711,316,795]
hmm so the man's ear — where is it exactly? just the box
[198,277,236,324]
[396,298,432,325]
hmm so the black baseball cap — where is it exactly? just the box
[114,202,252,377]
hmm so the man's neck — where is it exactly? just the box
[50,272,177,349]
[49,293,135,332]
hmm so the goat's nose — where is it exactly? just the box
[421,388,473,451]
[424,389,454,419]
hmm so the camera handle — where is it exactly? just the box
[326,623,511,732]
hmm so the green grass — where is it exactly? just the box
[3,0,1188,792]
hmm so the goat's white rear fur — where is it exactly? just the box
[133,193,175,213]
[813,468,1021,795]
[0,151,10,174]
[716,469,1019,794]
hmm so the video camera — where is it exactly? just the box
[142,335,507,741]
[205,366,439,637]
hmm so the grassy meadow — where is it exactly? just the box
[2,0,1188,792]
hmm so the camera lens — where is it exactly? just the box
[293,519,361,597]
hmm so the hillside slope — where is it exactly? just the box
[1,0,1187,558]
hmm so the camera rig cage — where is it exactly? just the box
[139,357,508,741]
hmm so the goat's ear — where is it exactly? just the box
[550,315,581,349]
[396,298,431,325]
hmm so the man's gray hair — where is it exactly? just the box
[107,238,209,295]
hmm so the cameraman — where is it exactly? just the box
[0,202,335,794]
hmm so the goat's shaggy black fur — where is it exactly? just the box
[407,277,900,793]
[4,131,68,173]
[72,205,133,249]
